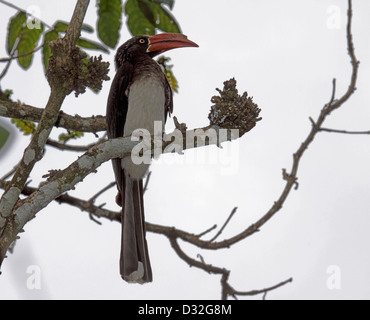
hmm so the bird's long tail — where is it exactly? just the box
[120,174,152,283]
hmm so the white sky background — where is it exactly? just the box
[0,0,370,300]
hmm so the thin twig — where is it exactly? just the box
[228,277,293,298]
[143,171,152,194]
[0,165,18,181]
[168,236,292,300]
[0,34,21,80]
[0,44,43,63]
[209,207,237,242]
[46,137,106,152]
[327,78,337,106]
[319,128,370,135]
[88,181,116,203]
[196,224,217,238]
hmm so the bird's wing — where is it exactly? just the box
[106,62,133,140]
[106,62,133,206]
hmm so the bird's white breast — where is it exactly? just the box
[122,77,165,179]
[124,77,165,136]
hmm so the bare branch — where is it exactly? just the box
[88,181,116,204]
[209,207,237,242]
[0,44,43,63]
[196,224,217,238]
[319,128,370,135]
[168,236,292,300]
[225,275,293,300]
[0,32,20,80]
[0,101,107,133]
[46,137,106,152]
[143,171,152,194]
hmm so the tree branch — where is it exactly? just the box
[46,137,106,152]
[168,236,292,300]
[0,122,240,268]
[319,127,370,135]
[0,44,43,63]
[224,276,293,300]
[0,100,107,133]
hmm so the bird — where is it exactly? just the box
[106,33,198,283]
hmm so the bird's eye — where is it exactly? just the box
[138,38,146,45]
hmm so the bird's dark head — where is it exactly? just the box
[115,33,198,68]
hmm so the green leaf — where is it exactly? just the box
[81,23,95,33]
[164,68,178,93]
[125,0,181,36]
[7,11,27,54]
[77,38,110,53]
[58,131,84,143]
[0,89,13,101]
[53,21,69,33]
[154,3,181,33]
[125,0,155,35]
[152,0,174,10]
[5,89,13,99]
[17,23,44,70]
[11,118,36,135]
[53,20,94,33]
[0,127,10,150]
[157,56,178,92]
[97,0,123,48]
[42,29,59,72]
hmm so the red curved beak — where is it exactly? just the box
[147,33,198,55]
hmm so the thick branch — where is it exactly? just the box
[0,123,238,267]
[0,100,106,133]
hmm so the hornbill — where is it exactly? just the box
[106,33,198,283]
